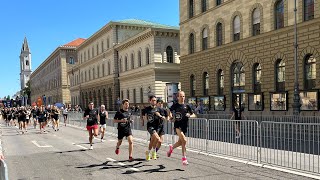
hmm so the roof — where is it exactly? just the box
[112,19,179,30]
[63,38,86,47]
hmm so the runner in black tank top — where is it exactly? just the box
[98,105,108,142]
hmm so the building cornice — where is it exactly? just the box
[31,46,76,78]
[115,28,179,51]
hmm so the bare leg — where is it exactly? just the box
[127,135,133,157]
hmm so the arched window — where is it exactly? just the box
[146,48,150,65]
[69,57,74,64]
[101,40,104,51]
[119,58,122,72]
[201,0,207,12]
[102,63,105,76]
[88,49,90,59]
[276,59,285,91]
[252,8,261,36]
[202,28,208,50]
[217,70,224,95]
[89,69,91,80]
[125,56,128,71]
[304,54,316,89]
[253,63,262,93]
[133,89,136,103]
[131,53,134,69]
[189,0,194,18]
[233,16,240,41]
[108,62,111,75]
[190,75,196,96]
[216,23,223,46]
[121,90,124,100]
[166,46,173,63]
[97,65,100,78]
[304,0,314,21]
[189,33,195,54]
[92,68,95,79]
[26,60,29,66]
[92,47,94,57]
[84,52,87,61]
[96,44,99,55]
[107,38,110,49]
[233,62,245,88]
[127,89,130,100]
[275,0,284,29]
[85,71,87,82]
[81,72,83,83]
[216,0,222,6]
[138,50,142,67]
[140,87,143,103]
[203,72,209,96]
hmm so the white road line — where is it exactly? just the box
[76,145,87,150]
[106,158,116,162]
[31,140,53,148]
[128,168,140,172]
[117,162,126,166]
[108,139,116,142]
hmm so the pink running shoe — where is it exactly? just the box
[182,157,189,165]
[167,145,173,157]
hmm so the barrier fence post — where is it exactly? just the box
[257,121,261,164]
[205,119,208,154]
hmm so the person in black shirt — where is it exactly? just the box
[142,95,166,160]
[167,91,195,165]
[230,101,246,138]
[113,99,134,161]
[37,106,47,133]
[97,105,108,142]
[155,99,169,155]
[83,102,99,150]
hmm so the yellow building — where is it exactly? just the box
[30,38,85,105]
[68,19,180,110]
[179,0,320,115]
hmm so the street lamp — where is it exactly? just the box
[292,0,301,116]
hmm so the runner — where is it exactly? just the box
[97,105,108,142]
[113,99,134,161]
[167,91,195,165]
[62,106,69,126]
[31,106,38,129]
[18,106,27,134]
[25,107,31,132]
[37,106,47,133]
[83,101,99,150]
[142,95,163,160]
[155,99,169,157]
[52,106,60,131]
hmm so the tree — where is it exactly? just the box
[6,95,10,100]
[22,81,31,105]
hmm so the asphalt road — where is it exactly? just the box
[0,122,315,180]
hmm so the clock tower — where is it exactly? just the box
[20,37,32,90]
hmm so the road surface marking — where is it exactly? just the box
[106,158,116,162]
[117,162,126,166]
[31,140,52,148]
[108,139,116,142]
[76,145,87,150]
[128,168,140,171]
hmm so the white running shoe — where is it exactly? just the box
[89,145,93,150]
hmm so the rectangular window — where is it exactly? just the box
[213,96,225,111]
[248,93,263,111]
[300,91,318,111]
[270,92,287,111]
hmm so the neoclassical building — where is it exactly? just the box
[30,38,85,105]
[68,19,180,110]
[180,0,320,115]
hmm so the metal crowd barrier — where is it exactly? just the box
[64,112,320,175]
[0,159,8,180]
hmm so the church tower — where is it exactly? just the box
[20,37,32,90]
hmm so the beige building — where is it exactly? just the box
[68,19,180,110]
[30,38,85,105]
[179,0,320,115]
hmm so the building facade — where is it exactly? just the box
[180,0,320,115]
[68,19,180,110]
[20,37,32,90]
[30,38,85,105]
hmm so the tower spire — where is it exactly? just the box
[21,36,30,52]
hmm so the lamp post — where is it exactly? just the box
[292,0,301,116]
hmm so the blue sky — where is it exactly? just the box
[0,0,179,98]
